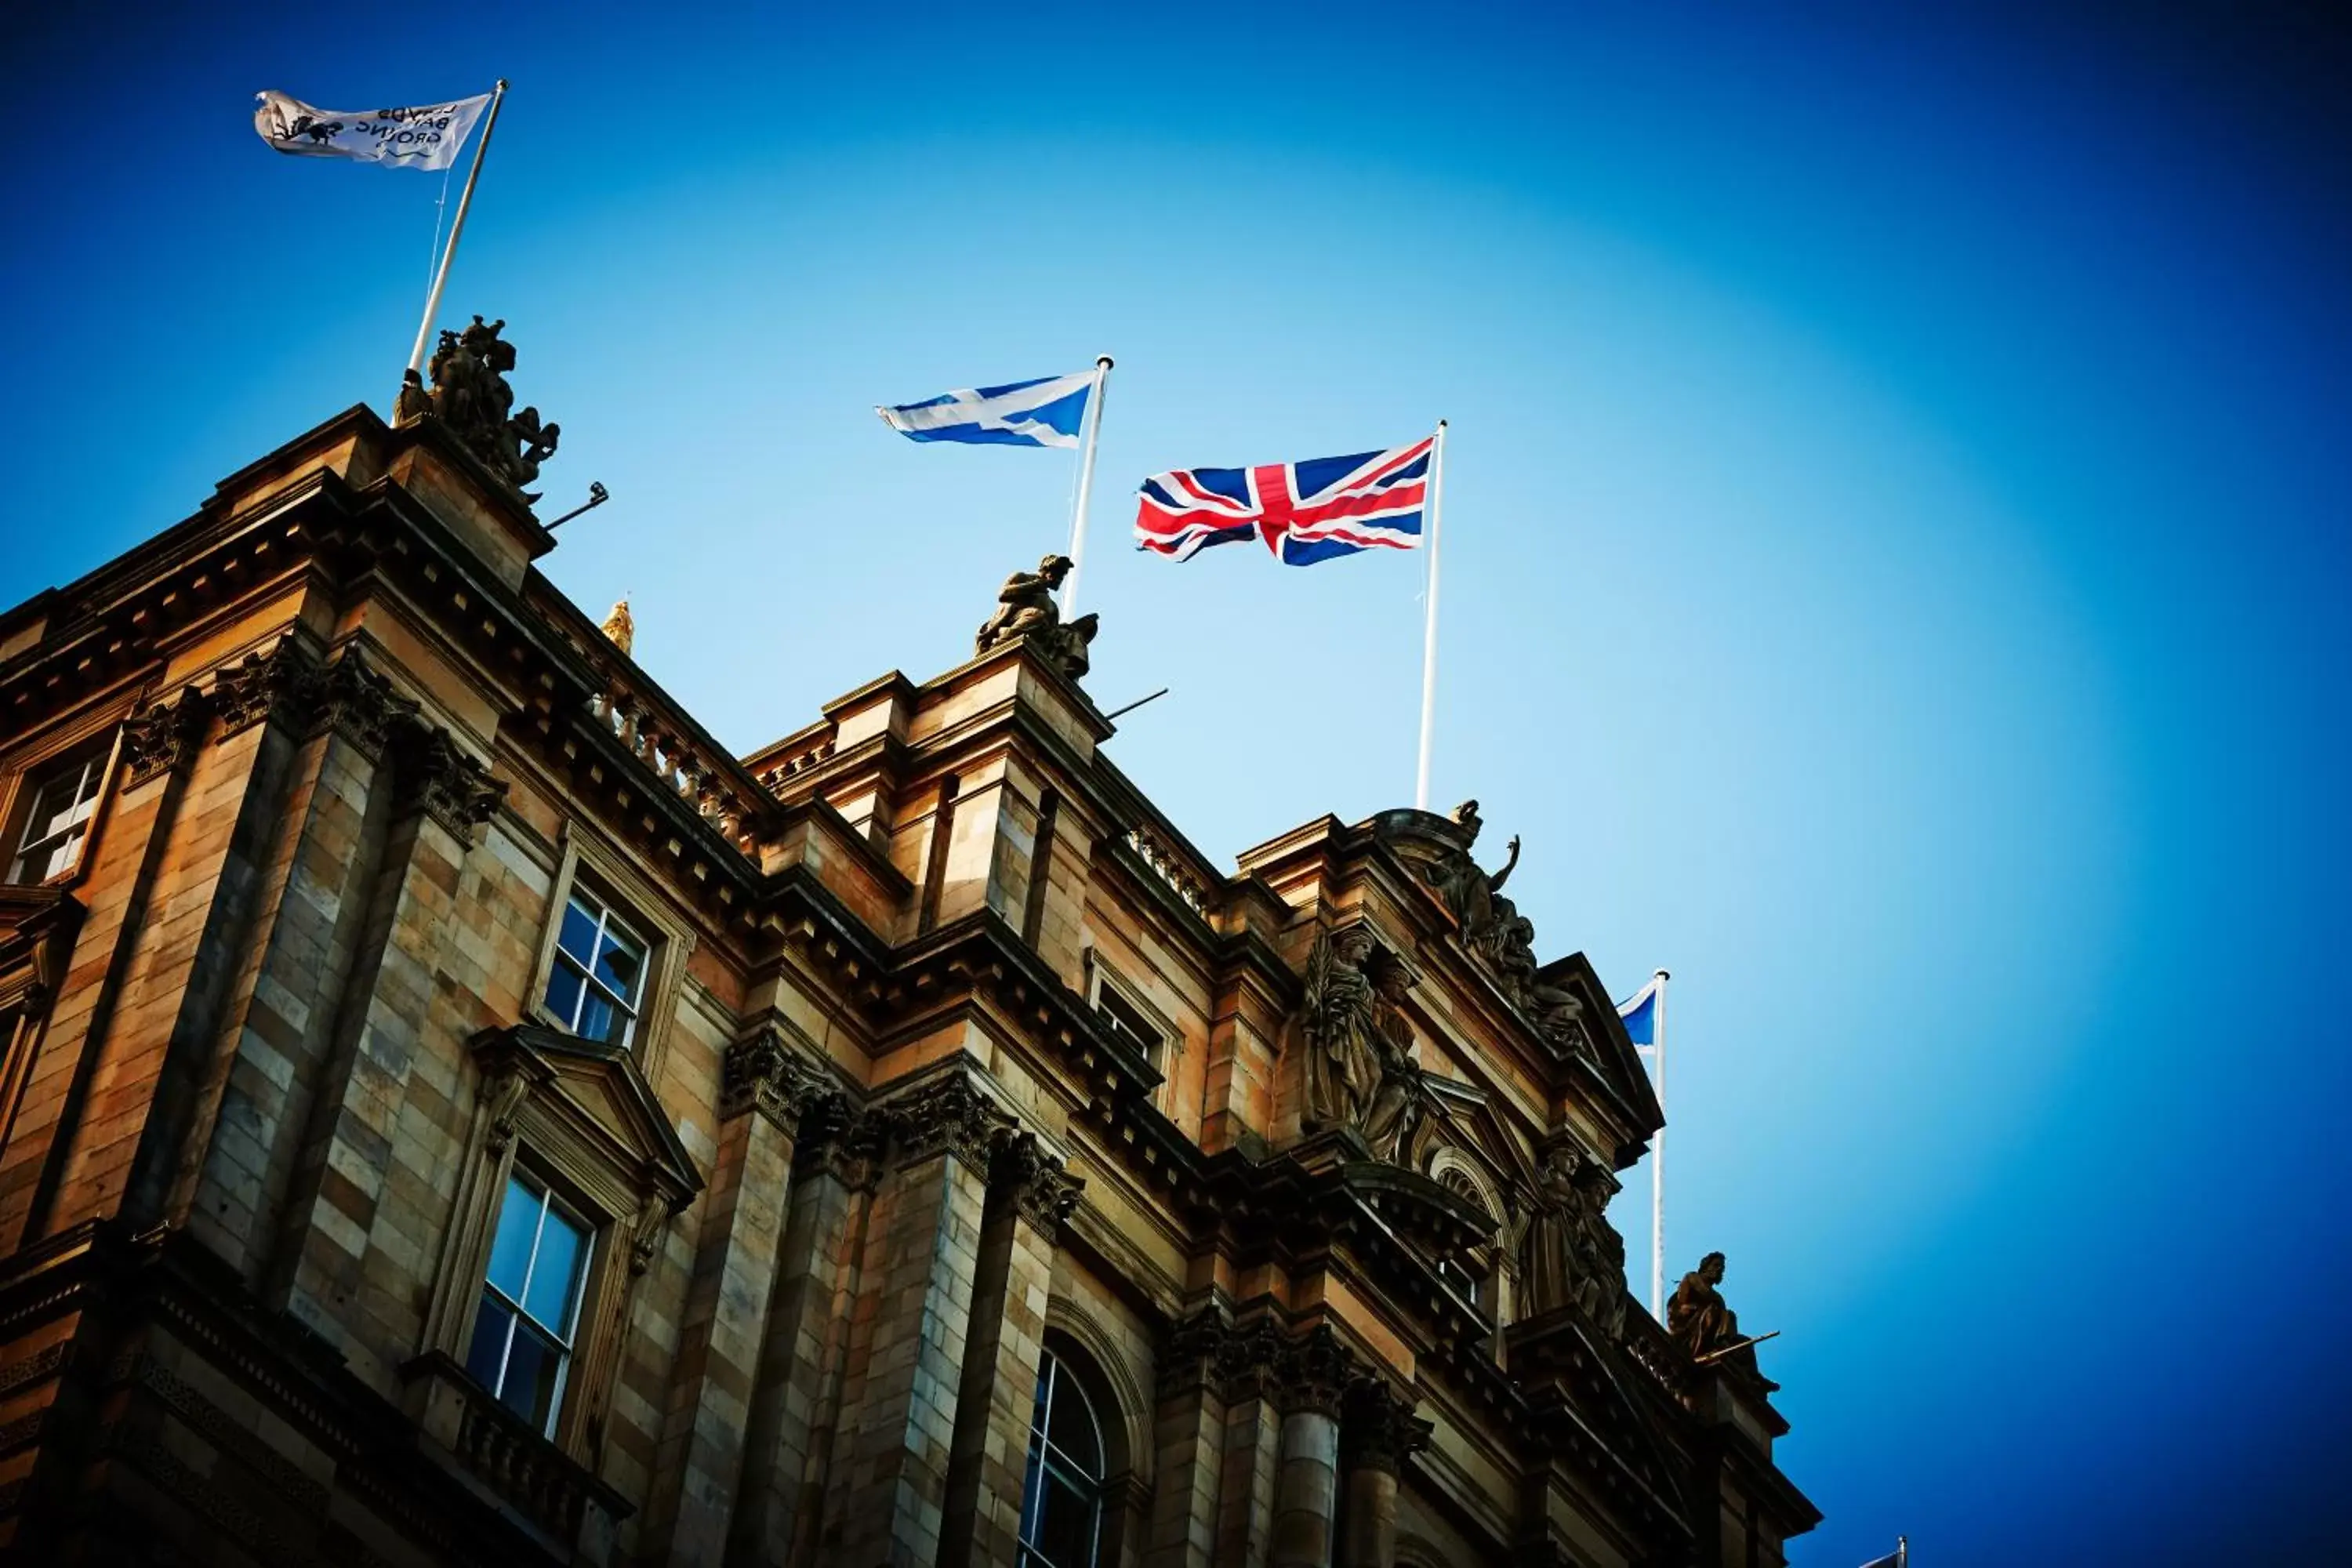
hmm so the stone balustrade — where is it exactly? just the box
[1123,823,1212,915]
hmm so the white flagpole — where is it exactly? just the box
[1414,420,1447,810]
[404,79,507,388]
[1060,355,1114,616]
[1651,968,1669,1320]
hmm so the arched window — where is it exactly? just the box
[1020,1347,1106,1568]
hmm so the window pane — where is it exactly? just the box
[576,987,619,1046]
[543,957,586,1030]
[557,896,601,965]
[485,1177,543,1298]
[498,1322,564,1429]
[1032,1470,1098,1568]
[593,923,646,1003]
[1046,1370,1102,1472]
[463,1292,515,1391]
[521,1204,586,1334]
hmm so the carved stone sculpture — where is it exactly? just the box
[396,314,561,500]
[1293,927,1425,1161]
[1518,1142,1627,1334]
[601,597,634,656]
[1298,927,1381,1132]
[1356,952,1428,1163]
[1668,1251,1777,1389]
[975,554,1098,680]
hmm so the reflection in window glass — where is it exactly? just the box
[543,887,648,1048]
[1018,1348,1105,1568]
[462,1173,592,1436]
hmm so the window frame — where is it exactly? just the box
[525,833,695,1078]
[2,727,122,890]
[1018,1347,1108,1568]
[464,1167,597,1437]
[1081,949,1174,1075]
[543,886,651,1051]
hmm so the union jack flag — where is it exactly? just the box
[1133,435,1434,566]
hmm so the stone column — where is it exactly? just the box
[268,721,504,1370]
[1267,1329,1352,1568]
[1338,1383,1429,1568]
[1142,1312,1232,1568]
[640,1030,827,1566]
[819,1069,1012,1567]
[727,1098,884,1568]
[938,1131,1080,1567]
[1211,1322,1290,1568]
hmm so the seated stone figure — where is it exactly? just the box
[1668,1250,1779,1390]
[975,554,1098,680]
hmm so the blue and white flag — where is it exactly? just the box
[877,368,1100,449]
[1618,974,1665,1047]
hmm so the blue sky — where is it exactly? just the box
[6,3,2347,1559]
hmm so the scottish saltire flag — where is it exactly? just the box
[877,369,1098,449]
[1618,975,1664,1046]
[253,90,492,170]
[1134,435,1433,566]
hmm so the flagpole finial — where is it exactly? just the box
[1656,967,1670,980]
[495,78,509,91]
[1096,354,1114,368]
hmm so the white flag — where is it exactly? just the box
[252,89,492,171]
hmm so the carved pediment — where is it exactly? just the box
[1537,953,1664,1148]
[468,1023,704,1230]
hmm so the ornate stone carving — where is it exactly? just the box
[403,728,506,840]
[887,1070,1016,1169]
[1374,802,1584,1051]
[1272,1324,1355,1418]
[121,687,211,787]
[1518,1142,1627,1336]
[797,1098,886,1192]
[600,597,635,655]
[210,640,318,738]
[720,1026,829,1131]
[481,1066,532,1155]
[1294,927,1427,1161]
[1668,1250,1777,1390]
[397,314,561,499]
[975,554,1098,681]
[1341,1381,1432,1475]
[307,647,417,760]
[627,1192,677,1276]
[997,1132,1083,1236]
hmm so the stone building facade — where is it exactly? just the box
[0,393,1817,1566]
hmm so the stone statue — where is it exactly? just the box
[1517,1142,1626,1334]
[395,314,561,500]
[1294,930,1425,1160]
[1356,949,1427,1162]
[601,597,634,655]
[1382,800,1586,1050]
[975,554,1098,681]
[1668,1251,1777,1389]
[1297,927,1381,1133]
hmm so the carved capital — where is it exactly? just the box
[306,648,418,760]
[1341,1381,1432,1475]
[1271,1325,1356,1418]
[720,1027,829,1131]
[886,1070,1014,1170]
[210,641,318,739]
[797,1098,886,1192]
[403,728,506,841]
[121,687,211,787]
[1156,1310,1231,1401]
[996,1133,1082,1237]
